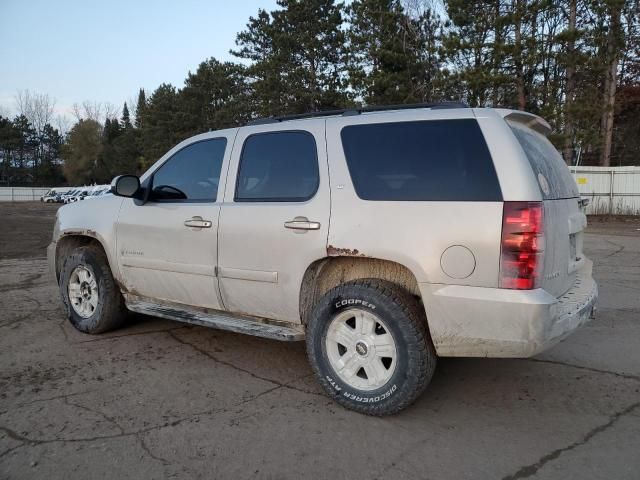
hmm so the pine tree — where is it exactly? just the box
[233,0,351,116]
[347,0,407,104]
[109,102,140,176]
[38,123,64,185]
[11,115,36,173]
[179,58,251,136]
[0,116,22,184]
[121,102,133,129]
[134,89,147,128]
[138,84,180,169]
[347,0,444,105]
[443,1,501,106]
[93,118,120,181]
[232,10,281,116]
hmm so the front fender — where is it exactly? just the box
[53,196,125,284]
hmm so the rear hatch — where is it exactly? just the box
[509,122,584,298]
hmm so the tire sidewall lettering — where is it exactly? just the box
[334,298,376,310]
[325,375,342,392]
[342,384,397,403]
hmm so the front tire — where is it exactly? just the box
[306,279,436,416]
[60,245,127,334]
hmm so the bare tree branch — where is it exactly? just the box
[56,114,72,136]
[71,100,119,124]
[103,102,120,121]
[15,89,56,135]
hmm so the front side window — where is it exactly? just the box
[340,119,502,201]
[235,131,319,202]
[151,138,227,202]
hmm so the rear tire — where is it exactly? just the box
[60,244,127,334]
[306,279,436,416]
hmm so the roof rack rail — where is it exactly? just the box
[245,101,468,126]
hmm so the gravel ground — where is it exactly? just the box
[1,202,639,479]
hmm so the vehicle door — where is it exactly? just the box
[115,135,233,309]
[217,121,330,323]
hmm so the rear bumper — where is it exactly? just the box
[420,259,597,358]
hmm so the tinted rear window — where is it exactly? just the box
[340,119,501,201]
[509,124,579,199]
[235,131,319,202]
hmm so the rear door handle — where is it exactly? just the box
[284,216,321,231]
[184,216,212,229]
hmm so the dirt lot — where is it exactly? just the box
[1,202,639,479]
[0,202,60,260]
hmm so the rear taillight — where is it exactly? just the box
[500,202,544,290]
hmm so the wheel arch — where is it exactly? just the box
[55,234,114,284]
[299,256,423,326]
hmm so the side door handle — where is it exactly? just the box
[284,216,321,231]
[184,216,212,229]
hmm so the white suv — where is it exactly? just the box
[48,104,597,415]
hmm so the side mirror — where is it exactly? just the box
[111,175,140,198]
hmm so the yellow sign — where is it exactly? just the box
[577,177,588,184]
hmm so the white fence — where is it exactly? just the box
[570,166,640,215]
[0,187,51,202]
[1,167,640,215]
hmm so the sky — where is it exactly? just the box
[0,0,278,120]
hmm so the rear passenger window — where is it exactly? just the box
[235,131,319,202]
[340,119,502,201]
[509,124,579,200]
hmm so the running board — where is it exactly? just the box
[125,296,305,341]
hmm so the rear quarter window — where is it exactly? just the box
[509,123,579,200]
[340,119,502,201]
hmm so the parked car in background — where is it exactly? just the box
[63,191,78,204]
[49,104,597,416]
[41,187,70,203]
[59,189,79,203]
[64,189,91,204]
[84,185,111,200]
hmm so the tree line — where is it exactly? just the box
[0,91,65,186]
[1,0,638,186]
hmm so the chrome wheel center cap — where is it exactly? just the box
[355,340,369,357]
[81,282,91,299]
